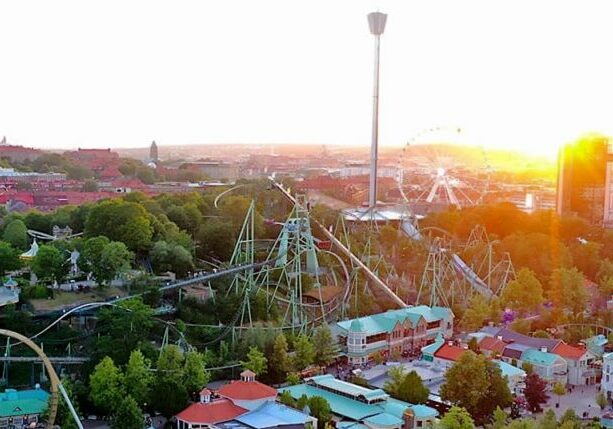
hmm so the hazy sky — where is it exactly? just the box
[1,0,612,157]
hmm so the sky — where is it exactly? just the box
[1,1,612,158]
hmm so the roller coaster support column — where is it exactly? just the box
[228,201,256,296]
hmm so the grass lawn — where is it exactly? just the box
[29,286,128,312]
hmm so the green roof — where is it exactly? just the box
[0,389,49,418]
[521,349,560,366]
[337,305,452,336]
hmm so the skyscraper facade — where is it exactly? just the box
[556,134,613,226]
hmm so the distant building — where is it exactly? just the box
[0,168,66,183]
[336,306,454,365]
[0,387,49,428]
[556,134,613,226]
[0,137,42,162]
[182,161,240,182]
[150,140,159,163]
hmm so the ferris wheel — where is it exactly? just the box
[395,127,491,209]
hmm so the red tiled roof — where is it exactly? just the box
[218,380,277,401]
[552,343,587,360]
[434,344,467,362]
[175,399,246,424]
[479,336,507,354]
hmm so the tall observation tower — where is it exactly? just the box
[367,11,387,208]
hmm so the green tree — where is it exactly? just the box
[490,407,507,429]
[124,350,153,408]
[196,219,236,261]
[0,241,20,275]
[2,219,28,250]
[570,241,602,280]
[157,345,184,377]
[269,334,290,383]
[78,236,110,275]
[85,199,153,252]
[383,365,405,397]
[538,410,558,429]
[150,240,194,278]
[111,395,144,429]
[397,370,429,404]
[32,244,67,282]
[548,268,588,314]
[242,346,268,376]
[461,294,490,331]
[551,381,565,408]
[184,350,209,395]
[293,334,315,371]
[468,337,479,353]
[312,325,337,366]
[93,241,133,284]
[42,378,81,429]
[308,396,332,429]
[279,390,295,407]
[500,268,544,314]
[440,352,511,424]
[89,356,125,414]
[439,406,475,429]
[286,372,301,386]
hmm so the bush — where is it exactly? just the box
[22,285,50,299]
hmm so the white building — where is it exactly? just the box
[603,353,613,404]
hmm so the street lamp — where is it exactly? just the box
[367,12,387,209]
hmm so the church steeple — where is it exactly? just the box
[149,140,158,162]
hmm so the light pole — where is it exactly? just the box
[367,11,387,209]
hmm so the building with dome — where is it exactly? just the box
[336,306,454,364]
[175,371,316,429]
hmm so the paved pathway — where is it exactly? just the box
[541,384,607,419]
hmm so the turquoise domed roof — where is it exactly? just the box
[350,319,364,332]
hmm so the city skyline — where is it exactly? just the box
[1,0,613,157]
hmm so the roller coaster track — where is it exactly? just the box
[399,219,494,299]
[556,323,612,337]
[268,177,408,308]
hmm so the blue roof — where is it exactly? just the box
[279,384,375,421]
[495,360,526,378]
[408,404,439,419]
[236,401,308,428]
[421,334,444,356]
[589,334,608,347]
[364,413,403,427]
[306,375,388,402]
[337,423,370,429]
[521,349,560,366]
[279,378,438,422]
[0,389,49,417]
